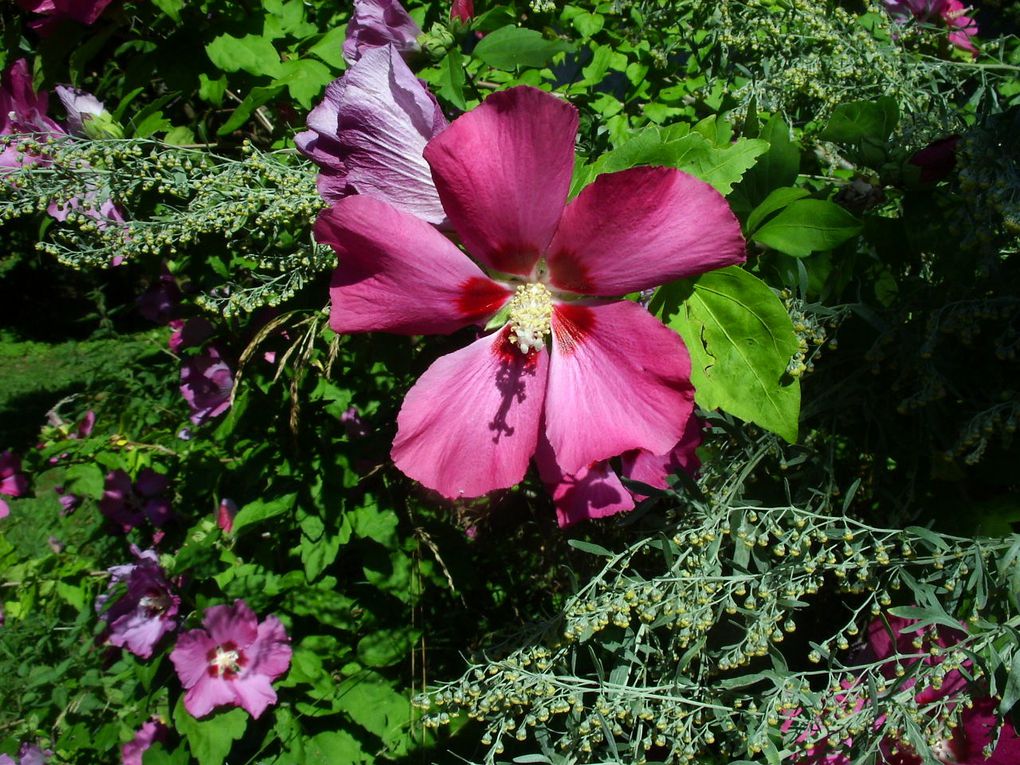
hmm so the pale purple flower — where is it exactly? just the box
[179,347,234,424]
[170,600,292,719]
[54,486,80,514]
[296,44,448,223]
[54,85,104,135]
[0,744,50,765]
[339,406,368,438]
[343,0,422,64]
[882,0,978,53]
[97,546,179,659]
[99,468,173,531]
[121,719,169,765]
[0,59,64,170]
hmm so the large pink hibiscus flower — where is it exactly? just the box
[316,86,745,502]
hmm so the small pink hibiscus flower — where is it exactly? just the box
[99,468,173,531]
[316,86,745,507]
[121,719,169,765]
[0,451,30,520]
[0,59,63,171]
[170,599,292,719]
[96,546,179,658]
[179,347,234,425]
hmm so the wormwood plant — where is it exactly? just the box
[418,430,1020,764]
[0,136,329,315]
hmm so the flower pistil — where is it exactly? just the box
[507,282,553,354]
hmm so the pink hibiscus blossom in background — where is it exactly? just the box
[121,719,169,765]
[883,0,979,53]
[789,613,1020,764]
[0,59,63,170]
[316,86,745,518]
[137,266,182,324]
[0,451,30,520]
[179,347,234,424]
[451,0,474,23]
[96,546,179,658]
[168,317,214,353]
[217,498,238,534]
[15,0,115,33]
[909,135,960,185]
[343,0,422,64]
[0,744,50,765]
[170,599,292,719]
[99,468,173,531]
[296,44,448,223]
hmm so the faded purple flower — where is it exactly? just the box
[0,59,63,170]
[0,744,50,765]
[54,85,104,135]
[137,266,181,324]
[296,45,448,223]
[97,546,179,659]
[170,599,292,719]
[339,406,369,438]
[343,0,422,64]
[121,719,169,765]
[54,486,81,514]
[16,0,116,34]
[99,468,173,531]
[180,347,234,425]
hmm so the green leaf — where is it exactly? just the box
[571,11,604,37]
[262,0,316,40]
[63,463,105,499]
[337,673,412,753]
[433,48,466,111]
[351,502,398,545]
[752,199,862,257]
[567,539,615,557]
[820,97,899,143]
[736,115,800,206]
[1000,651,1020,717]
[276,58,333,110]
[472,25,574,69]
[303,731,370,764]
[746,187,811,234]
[174,700,247,765]
[307,27,347,70]
[357,628,421,667]
[654,267,800,442]
[231,492,297,534]
[206,34,284,78]
[216,84,285,136]
[150,0,183,21]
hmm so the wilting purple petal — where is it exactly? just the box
[97,546,179,659]
[179,347,234,425]
[343,0,422,64]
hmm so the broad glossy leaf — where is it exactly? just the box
[653,267,800,442]
[174,701,247,765]
[752,199,861,257]
[472,25,573,69]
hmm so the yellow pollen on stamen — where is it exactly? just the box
[506,283,553,354]
[211,647,241,676]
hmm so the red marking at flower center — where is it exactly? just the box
[456,277,510,320]
[549,251,593,293]
[552,304,595,355]
[492,325,542,368]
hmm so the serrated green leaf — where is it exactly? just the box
[231,492,297,534]
[752,199,861,257]
[736,115,800,207]
[150,0,183,21]
[472,25,573,69]
[820,97,899,143]
[655,267,800,442]
[276,58,333,110]
[173,700,247,765]
[357,628,421,667]
[262,0,316,40]
[206,34,283,79]
[336,672,412,755]
[216,84,285,136]
[303,731,370,763]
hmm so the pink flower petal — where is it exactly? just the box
[319,196,510,335]
[423,86,578,276]
[343,0,422,64]
[170,629,217,690]
[202,600,259,648]
[392,328,548,498]
[247,615,292,678]
[0,499,8,519]
[546,166,746,295]
[534,432,634,527]
[621,415,702,498]
[230,673,278,720]
[545,300,695,474]
[184,675,237,719]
